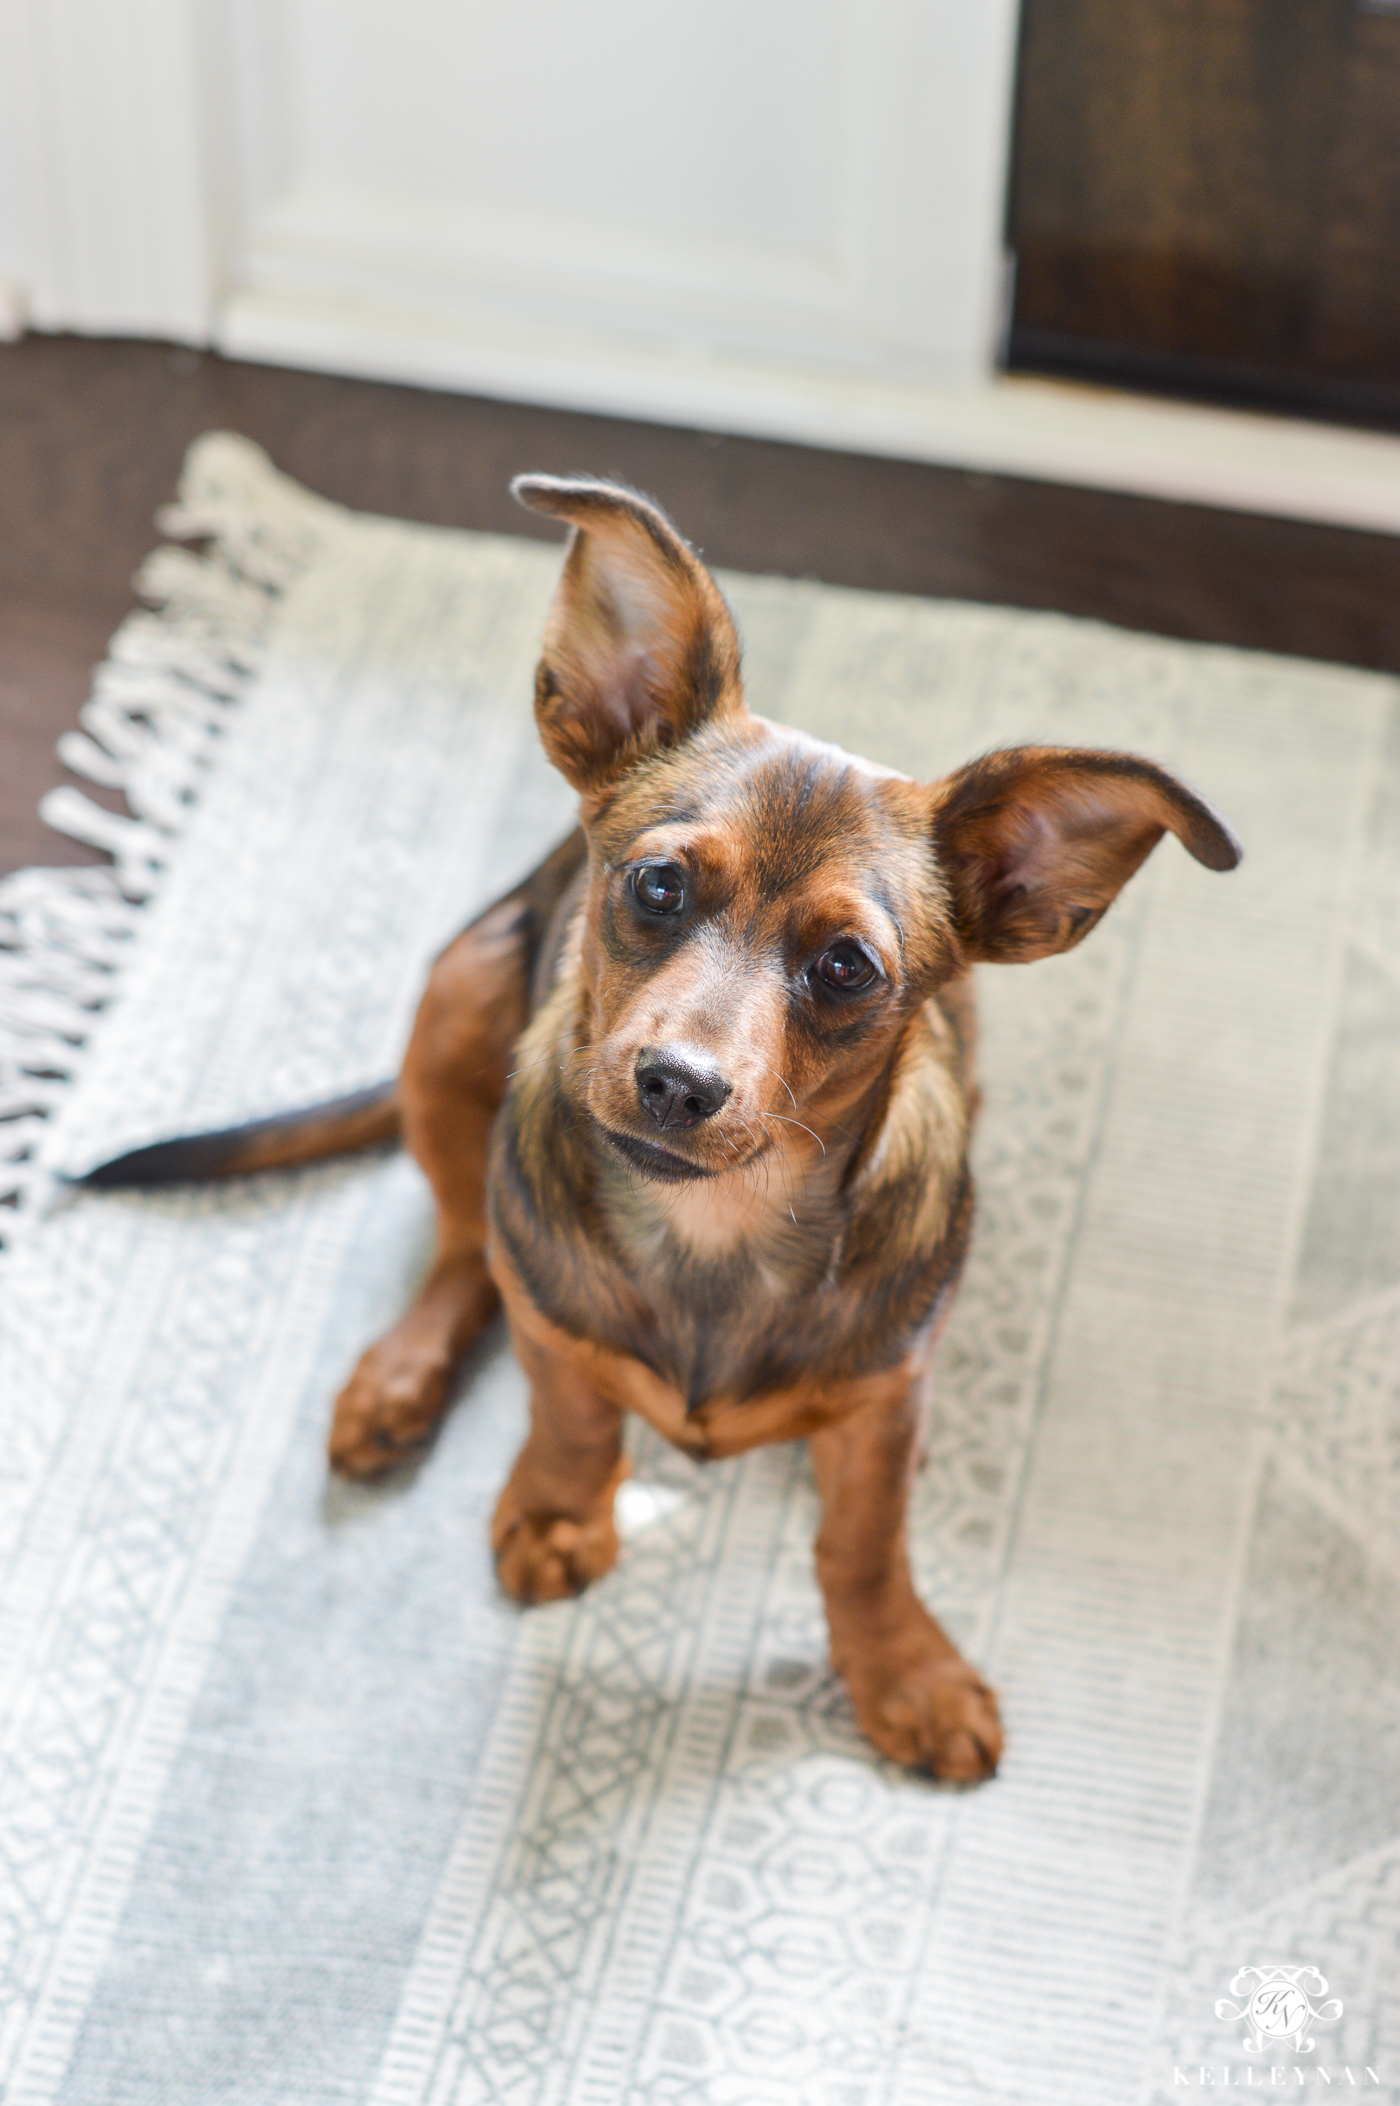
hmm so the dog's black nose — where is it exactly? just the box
[635,1046,732,1130]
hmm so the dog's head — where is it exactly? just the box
[514,476,1241,1187]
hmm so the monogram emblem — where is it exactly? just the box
[1216,1967,1343,2055]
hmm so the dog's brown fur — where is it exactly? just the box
[86,476,1241,1781]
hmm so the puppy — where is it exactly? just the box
[87,477,1241,1780]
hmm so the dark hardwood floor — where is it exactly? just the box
[5,332,1400,876]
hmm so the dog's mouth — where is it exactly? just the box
[598,1124,772,1186]
[598,1125,716,1184]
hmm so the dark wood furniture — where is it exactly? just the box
[1008,0,1400,426]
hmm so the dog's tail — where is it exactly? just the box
[74,1080,401,1189]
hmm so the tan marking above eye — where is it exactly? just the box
[615,828,734,887]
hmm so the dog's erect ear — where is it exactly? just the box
[931,746,1242,964]
[512,475,743,794]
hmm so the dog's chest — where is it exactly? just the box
[602,1174,839,1403]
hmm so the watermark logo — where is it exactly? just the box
[1214,1968,1343,2057]
[1173,1965,1377,2086]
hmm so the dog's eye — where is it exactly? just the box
[816,941,878,992]
[632,863,686,915]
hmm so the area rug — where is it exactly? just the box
[1,435,1397,2105]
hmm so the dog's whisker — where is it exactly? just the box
[505,1046,566,1081]
[755,1060,799,1115]
[758,1110,827,1159]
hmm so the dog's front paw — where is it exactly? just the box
[328,1341,453,1478]
[491,1465,626,1603]
[840,1633,1003,1782]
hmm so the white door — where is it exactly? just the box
[0,0,1022,436]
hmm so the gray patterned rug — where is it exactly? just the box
[1,436,1397,2105]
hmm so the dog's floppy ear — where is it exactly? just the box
[512,475,743,794]
[931,746,1242,964]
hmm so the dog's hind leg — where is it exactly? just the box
[329,835,584,1478]
[327,898,523,1476]
[811,1373,1003,1782]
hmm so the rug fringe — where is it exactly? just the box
[0,434,328,1251]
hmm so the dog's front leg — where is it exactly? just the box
[491,1324,628,1604]
[811,1381,1003,1782]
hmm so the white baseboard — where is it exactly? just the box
[218,288,1400,538]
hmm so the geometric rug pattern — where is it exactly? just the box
[0,437,1395,2103]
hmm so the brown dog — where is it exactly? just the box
[87,477,1241,1780]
